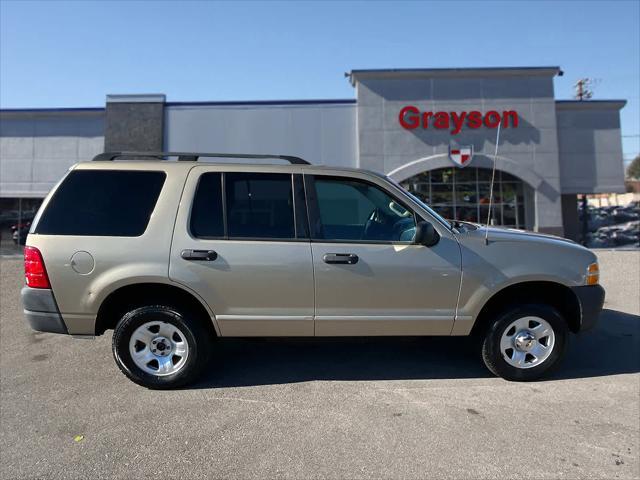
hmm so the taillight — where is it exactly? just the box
[24,246,51,289]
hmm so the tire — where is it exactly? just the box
[112,304,212,389]
[481,304,568,381]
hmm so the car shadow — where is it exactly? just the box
[192,309,639,389]
[552,309,640,380]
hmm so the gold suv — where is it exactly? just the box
[22,152,604,388]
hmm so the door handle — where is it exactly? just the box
[181,249,218,261]
[323,253,359,265]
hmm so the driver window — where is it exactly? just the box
[311,176,416,242]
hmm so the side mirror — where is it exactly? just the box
[413,221,440,247]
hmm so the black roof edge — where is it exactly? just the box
[0,107,105,113]
[347,66,562,85]
[555,99,627,103]
[1,99,357,112]
[555,99,627,110]
[166,99,356,107]
[349,66,561,74]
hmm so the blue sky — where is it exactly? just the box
[1,0,638,162]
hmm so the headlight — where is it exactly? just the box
[586,262,599,285]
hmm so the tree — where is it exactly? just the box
[627,155,640,180]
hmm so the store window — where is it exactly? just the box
[0,198,43,249]
[401,167,526,228]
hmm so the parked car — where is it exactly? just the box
[611,208,639,225]
[21,151,604,388]
[589,220,639,248]
[579,201,640,248]
[0,210,35,228]
[609,220,640,246]
[11,222,31,245]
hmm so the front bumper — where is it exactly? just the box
[571,284,605,332]
[21,287,68,334]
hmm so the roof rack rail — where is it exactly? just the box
[92,151,310,165]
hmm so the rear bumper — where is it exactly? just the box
[21,287,68,334]
[571,284,605,332]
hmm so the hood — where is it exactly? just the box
[453,223,597,288]
[484,226,578,245]
[456,223,582,248]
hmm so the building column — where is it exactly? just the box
[534,181,564,236]
[560,194,579,241]
[104,94,165,152]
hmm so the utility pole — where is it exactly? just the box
[581,194,589,246]
[576,77,594,246]
[574,78,594,101]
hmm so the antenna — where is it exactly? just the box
[574,78,595,101]
[484,120,502,245]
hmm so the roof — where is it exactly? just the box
[0,99,356,114]
[106,94,166,103]
[555,100,627,110]
[0,107,105,114]
[347,66,562,85]
[165,99,356,107]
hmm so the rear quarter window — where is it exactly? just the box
[34,170,166,236]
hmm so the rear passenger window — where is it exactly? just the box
[35,170,166,236]
[225,173,295,239]
[190,173,224,238]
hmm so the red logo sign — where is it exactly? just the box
[449,145,474,168]
[398,106,518,134]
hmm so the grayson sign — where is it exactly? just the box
[398,106,519,134]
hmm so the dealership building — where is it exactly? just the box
[0,66,627,239]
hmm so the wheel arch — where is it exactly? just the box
[470,280,581,336]
[95,282,220,337]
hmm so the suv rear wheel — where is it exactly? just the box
[481,304,568,381]
[112,305,212,389]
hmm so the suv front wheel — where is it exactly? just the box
[481,304,568,381]
[112,305,212,389]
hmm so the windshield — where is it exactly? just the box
[384,176,453,230]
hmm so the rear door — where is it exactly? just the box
[306,173,462,336]
[169,167,314,336]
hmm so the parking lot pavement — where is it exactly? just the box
[1,251,638,480]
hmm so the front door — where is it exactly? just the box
[305,174,462,336]
[170,168,314,336]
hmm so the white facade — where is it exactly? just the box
[164,102,357,168]
[0,110,104,198]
